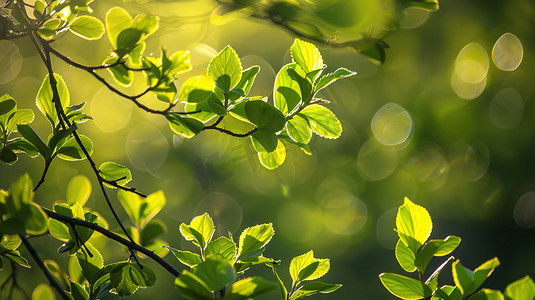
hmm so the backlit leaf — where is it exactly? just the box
[207,46,242,94]
[379,272,432,299]
[69,16,105,40]
[396,197,432,254]
[300,105,342,139]
[237,223,274,259]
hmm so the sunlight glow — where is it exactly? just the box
[455,43,489,84]
[0,41,23,85]
[492,33,523,71]
[357,139,398,181]
[371,103,413,146]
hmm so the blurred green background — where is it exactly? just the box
[1,0,534,298]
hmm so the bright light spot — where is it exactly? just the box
[126,122,168,171]
[372,103,413,146]
[399,7,430,29]
[241,55,276,97]
[187,43,218,75]
[489,88,524,129]
[91,87,132,132]
[357,139,398,181]
[492,33,523,71]
[376,208,397,249]
[514,192,535,229]
[0,41,23,85]
[451,71,487,100]
[195,192,243,235]
[408,144,448,182]
[323,195,367,235]
[455,43,489,83]
[278,202,324,242]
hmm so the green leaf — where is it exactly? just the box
[5,109,35,133]
[379,272,432,299]
[286,115,312,144]
[178,75,215,103]
[104,55,133,87]
[131,14,159,36]
[206,237,237,263]
[170,249,203,267]
[289,282,342,300]
[2,251,30,268]
[6,138,39,158]
[141,220,166,246]
[289,251,330,284]
[180,213,215,249]
[105,7,132,49]
[504,276,535,300]
[0,148,17,164]
[271,266,288,300]
[167,114,205,139]
[110,262,156,296]
[207,45,242,94]
[225,277,278,300]
[98,162,132,187]
[250,129,278,153]
[76,243,103,285]
[415,236,461,274]
[396,240,417,273]
[314,67,356,92]
[56,135,93,161]
[274,63,302,115]
[258,139,286,170]
[0,98,15,116]
[290,39,323,74]
[65,175,91,207]
[207,95,227,116]
[300,104,342,139]
[17,124,51,160]
[245,100,286,132]
[32,283,56,300]
[36,73,70,127]
[70,280,89,300]
[138,190,166,229]
[174,270,213,300]
[1,235,22,250]
[25,203,48,235]
[116,28,145,57]
[69,16,105,40]
[470,289,504,300]
[287,67,312,101]
[166,50,192,76]
[452,258,500,296]
[237,223,274,259]
[229,66,260,101]
[193,255,236,291]
[396,197,432,254]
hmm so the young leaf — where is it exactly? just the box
[110,262,156,296]
[166,50,192,76]
[69,16,105,40]
[183,213,215,247]
[205,236,237,263]
[470,289,504,300]
[0,98,15,116]
[36,73,70,127]
[192,255,236,291]
[290,38,323,74]
[289,282,342,300]
[166,114,205,139]
[229,65,260,101]
[504,276,535,300]
[289,251,330,284]
[6,138,39,158]
[286,114,312,144]
[250,129,278,153]
[395,240,417,273]
[314,67,356,93]
[300,105,342,139]
[258,139,286,170]
[174,270,213,300]
[274,63,302,115]
[118,190,141,227]
[244,100,286,132]
[287,67,312,101]
[178,76,215,103]
[98,161,132,187]
[237,223,274,259]
[224,277,278,300]
[207,45,242,94]
[415,236,461,274]
[104,55,133,87]
[56,135,93,161]
[396,197,432,254]
[271,266,288,300]
[66,175,91,207]
[116,28,145,57]
[16,124,51,160]
[105,7,132,48]
[141,220,167,244]
[139,190,166,229]
[70,281,89,300]
[131,14,159,36]
[76,243,103,285]
[452,258,500,296]
[170,249,203,267]
[379,272,432,299]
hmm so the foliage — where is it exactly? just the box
[380,198,535,300]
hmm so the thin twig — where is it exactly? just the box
[43,208,181,277]
[20,236,70,300]
[33,159,52,191]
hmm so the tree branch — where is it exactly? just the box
[43,208,181,277]
[20,236,70,300]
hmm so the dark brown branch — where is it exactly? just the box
[44,44,178,115]
[43,208,181,277]
[203,126,258,137]
[20,236,70,300]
